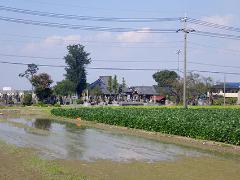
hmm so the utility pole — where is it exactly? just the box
[224,74,226,106]
[176,49,181,75]
[177,16,195,109]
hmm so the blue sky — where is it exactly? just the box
[0,0,240,90]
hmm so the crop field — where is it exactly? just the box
[51,107,240,145]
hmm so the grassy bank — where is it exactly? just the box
[51,107,240,145]
[0,140,86,180]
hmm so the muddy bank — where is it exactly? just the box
[58,156,240,180]
[1,139,239,180]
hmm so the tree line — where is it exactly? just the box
[19,43,218,105]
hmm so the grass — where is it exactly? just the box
[0,140,87,180]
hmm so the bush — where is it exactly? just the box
[22,93,32,106]
[51,107,240,145]
[54,104,61,107]
[213,97,237,105]
[76,99,84,104]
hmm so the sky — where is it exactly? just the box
[0,0,240,90]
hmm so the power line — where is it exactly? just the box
[0,32,183,44]
[188,61,240,70]
[188,18,240,33]
[0,16,178,33]
[2,60,240,75]
[0,53,180,63]
[192,30,240,40]
[1,53,240,69]
[188,41,240,54]
[0,5,181,23]
[0,39,182,49]
[0,60,178,71]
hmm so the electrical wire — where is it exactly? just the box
[0,16,178,33]
[1,60,240,75]
[1,53,240,69]
[192,30,240,40]
[188,18,240,33]
[0,60,178,71]
[0,5,182,23]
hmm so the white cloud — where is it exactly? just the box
[117,28,152,43]
[201,15,235,25]
[21,35,81,54]
[40,35,82,46]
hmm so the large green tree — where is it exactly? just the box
[31,73,53,102]
[153,70,182,104]
[64,44,91,98]
[53,80,75,97]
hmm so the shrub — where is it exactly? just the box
[22,93,32,106]
[213,97,237,105]
[76,99,84,104]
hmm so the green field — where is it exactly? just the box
[51,107,240,145]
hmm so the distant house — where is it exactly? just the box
[129,86,165,103]
[88,76,131,96]
[88,76,112,95]
[211,82,240,98]
[88,76,166,104]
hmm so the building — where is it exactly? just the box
[129,86,165,104]
[0,87,25,104]
[211,82,240,98]
[88,76,165,104]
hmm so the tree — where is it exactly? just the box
[53,80,75,97]
[22,93,32,106]
[107,76,113,94]
[122,77,126,93]
[31,73,53,102]
[113,75,118,95]
[64,44,91,98]
[153,70,213,105]
[19,63,39,90]
[153,70,179,87]
[153,70,182,104]
[186,73,213,104]
[90,86,103,97]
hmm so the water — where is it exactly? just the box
[0,116,211,162]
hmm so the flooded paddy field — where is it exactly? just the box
[0,111,240,179]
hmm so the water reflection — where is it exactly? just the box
[34,119,52,130]
[0,116,210,162]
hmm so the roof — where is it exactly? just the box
[131,86,158,95]
[213,82,240,89]
[88,76,110,94]
[153,96,166,101]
